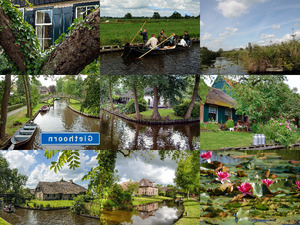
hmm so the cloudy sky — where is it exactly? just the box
[1,150,98,189]
[100,0,200,17]
[201,0,300,51]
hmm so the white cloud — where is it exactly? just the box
[2,151,36,174]
[201,32,212,41]
[219,27,238,37]
[200,20,204,27]
[260,33,275,39]
[272,24,280,30]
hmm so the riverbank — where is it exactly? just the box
[132,196,172,206]
[0,217,10,225]
[20,199,74,210]
[68,99,100,118]
[175,198,200,225]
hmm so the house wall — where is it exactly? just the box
[200,103,204,122]
[138,187,158,196]
[144,95,167,108]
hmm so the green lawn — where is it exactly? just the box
[100,19,200,45]
[21,199,75,208]
[128,109,183,120]
[69,99,99,116]
[175,199,200,225]
[132,196,172,206]
[200,131,253,150]
[0,218,10,225]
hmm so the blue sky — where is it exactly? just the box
[201,0,300,51]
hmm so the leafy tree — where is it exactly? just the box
[127,182,139,195]
[169,11,182,19]
[49,85,56,93]
[82,75,100,114]
[124,13,132,19]
[185,75,200,119]
[0,75,11,139]
[152,12,161,19]
[56,77,64,93]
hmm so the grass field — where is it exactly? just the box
[100,19,200,45]
[127,109,183,120]
[132,196,172,206]
[0,218,10,225]
[200,131,253,150]
[175,199,200,225]
[69,99,99,116]
[22,199,74,208]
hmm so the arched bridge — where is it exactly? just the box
[40,93,83,102]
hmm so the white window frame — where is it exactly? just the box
[75,5,98,19]
[19,8,24,19]
[35,9,53,51]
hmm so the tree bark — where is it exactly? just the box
[109,81,114,111]
[151,85,161,120]
[185,75,200,119]
[21,76,32,118]
[132,84,140,119]
[187,189,189,200]
[41,8,100,75]
[0,8,27,74]
[26,76,32,118]
[0,75,11,139]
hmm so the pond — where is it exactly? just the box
[0,206,99,225]
[200,57,248,75]
[15,99,100,150]
[200,148,300,224]
[100,200,183,225]
[100,45,200,75]
[100,110,200,150]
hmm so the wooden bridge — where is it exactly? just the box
[40,92,83,102]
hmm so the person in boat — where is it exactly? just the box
[178,36,188,47]
[184,31,191,46]
[145,33,158,49]
[158,29,167,47]
[139,28,148,47]
[168,33,176,46]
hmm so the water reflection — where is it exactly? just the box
[16,99,100,150]
[100,45,200,75]
[100,110,200,150]
[200,57,248,75]
[100,201,183,225]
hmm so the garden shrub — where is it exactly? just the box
[200,122,206,130]
[70,195,88,215]
[123,98,147,114]
[173,100,200,118]
[46,203,51,209]
[205,122,220,132]
[33,202,37,208]
[225,119,234,130]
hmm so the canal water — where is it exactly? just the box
[100,45,200,75]
[100,110,200,150]
[0,205,99,225]
[15,99,100,150]
[100,200,183,225]
[200,57,248,75]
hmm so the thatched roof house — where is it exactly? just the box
[35,180,87,200]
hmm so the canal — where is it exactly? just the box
[0,205,99,225]
[100,200,183,225]
[100,45,200,75]
[100,110,200,150]
[200,57,248,75]
[15,99,100,150]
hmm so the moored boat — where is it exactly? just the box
[40,105,49,112]
[11,121,37,148]
[3,205,15,213]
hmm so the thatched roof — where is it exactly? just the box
[139,178,156,188]
[36,181,87,195]
[205,87,236,108]
[120,86,153,99]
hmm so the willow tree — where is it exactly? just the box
[0,1,100,75]
[185,75,200,119]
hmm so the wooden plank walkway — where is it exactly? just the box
[221,143,300,151]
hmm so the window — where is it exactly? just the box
[208,106,217,121]
[19,8,24,18]
[225,108,231,121]
[35,10,52,51]
[142,188,146,195]
[76,5,98,19]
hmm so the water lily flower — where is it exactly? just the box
[262,179,273,186]
[279,123,282,125]
[237,182,252,195]
[296,181,300,190]
[216,171,231,183]
[294,130,296,133]
[200,151,212,163]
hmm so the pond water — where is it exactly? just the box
[0,206,99,225]
[200,57,248,75]
[15,99,100,150]
[100,200,183,225]
[100,110,200,150]
[100,45,200,75]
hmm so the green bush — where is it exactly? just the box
[173,100,200,118]
[33,202,37,208]
[46,203,51,209]
[206,122,220,132]
[70,195,88,215]
[123,98,147,114]
[224,119,234,130]
[200,122,206,130]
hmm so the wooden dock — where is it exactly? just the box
[220,142,300,151]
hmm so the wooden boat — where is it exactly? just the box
[122,43,190,59]
[3,206,15,213]
[11,121,37,148]
[55,98,60,100]
[40,105,49,112]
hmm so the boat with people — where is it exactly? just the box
[40,105,50,112]
[3,205,15,213]
[10,121,37,148]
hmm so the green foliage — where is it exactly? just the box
[70,195,88,215]
[152,12,161,19]
[200,47,221,66]
[169,11,182,19]
[173,99,200,118]
[124,13,132,19]
[103,184,132,210]
[224,119,234,130]
[123,98,147,114]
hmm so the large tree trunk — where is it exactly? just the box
[187,189,189,200]
[21,76,32,118]
[185,75,200,119]
[133,84,140,119]
[0,75,11,139]
[151,85,161,120]
[42,8,100,74]
[109,81,114,111]
[26,76,32,118]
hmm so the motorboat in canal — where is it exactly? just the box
[122,43,190,59]
[3,205,15,213]
[40,105,50,112]
[11,121,37,148]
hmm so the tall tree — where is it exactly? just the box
[0,75,11,139]
[185,75,200,119]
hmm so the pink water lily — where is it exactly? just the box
[216,171,231,183]
[200,151,212,163]
[296,181,300,190]
[237,182,252,195]
[262,179,273,186]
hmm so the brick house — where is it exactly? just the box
[35,180,87,200]
[138,178,158,196]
